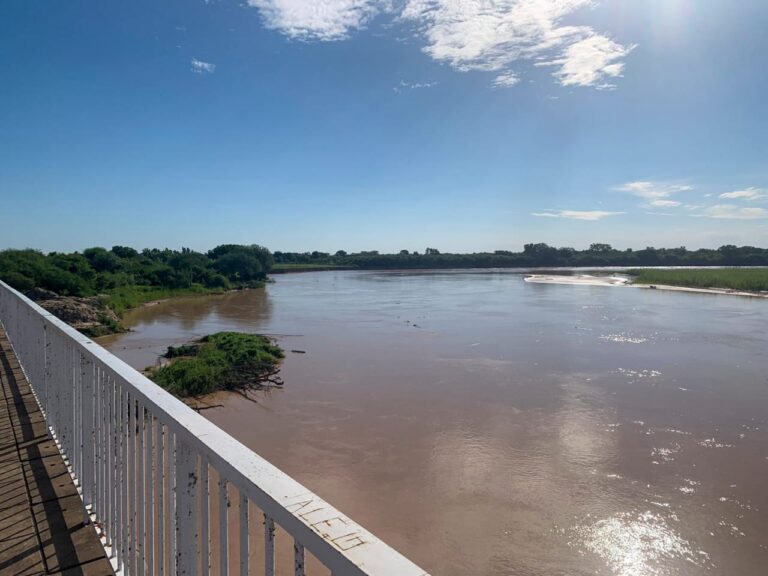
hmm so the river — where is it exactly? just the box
[99,270,768,576]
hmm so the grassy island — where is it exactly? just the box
[148,332,285,397]
[629,268,768,292]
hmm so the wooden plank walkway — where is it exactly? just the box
[0,330,113,575]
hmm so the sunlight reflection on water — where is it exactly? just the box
[571,511,713,575]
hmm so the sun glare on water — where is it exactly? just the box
[571,511,712,575]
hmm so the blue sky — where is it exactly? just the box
[1,0,767,253]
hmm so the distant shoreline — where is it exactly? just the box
[271,265,355,274]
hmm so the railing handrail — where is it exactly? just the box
[0,279,429,576]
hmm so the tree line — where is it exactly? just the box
[274,244,768,269]
[0,244,273,297]
[2,243,767,300]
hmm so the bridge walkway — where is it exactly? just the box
[0,329,113,575]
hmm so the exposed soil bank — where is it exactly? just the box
[25,288,122,336]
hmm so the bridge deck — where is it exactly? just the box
[0,330,113,575]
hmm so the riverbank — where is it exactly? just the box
[102,284,236,315]
[28,284,262,337]
[25,288,123,337]
[1,244,274,335]
[271,264,354,273]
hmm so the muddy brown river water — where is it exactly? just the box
[99,270,768,576]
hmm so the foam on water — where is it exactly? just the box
[601,334,649,344]
[618,368,662,380]
[698,438,734,449]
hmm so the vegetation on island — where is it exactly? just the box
[629,268,768,292]
[148,332,284,397]
[274,244,768,270]
[0,244,273,335]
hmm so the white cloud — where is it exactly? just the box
[615,181,692,200]
[493,72,520,88]
[401,0,634,88]
[697,204,768,220]
[247,0,380,41]
[718,187,767,201]
[532,210,624,221]
[649,199,682,207]
[540,34,635,89]
[191,58,216,74]
[245,0,634,88]
[393,79,438,92]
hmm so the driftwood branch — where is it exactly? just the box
[192,403,225,413]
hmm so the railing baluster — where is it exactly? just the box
[155,418,165,576]
[294,541,305,576]
[264,514,275,576]
[74,345,81,480]
[101,372,108,550]
[169,432,177,574]
[219,478,228,576]
[129,393,137,574]
[118,385,127,571]
[81,356,94,515]
[99,366,106,532]
[61,339,69,461]
[239,495,248,576]
[93,365,101,520]
[146,413,154,576]
[177,440,198,575]
[157,420,165,576]
[138,404,145,576]
[42,324,49,419]
[75,345,79,468]
[111,377,119,555]
[201,457,209,576]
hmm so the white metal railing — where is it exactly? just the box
[0,280,429,576]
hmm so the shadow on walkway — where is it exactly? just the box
[0,330,113,575]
